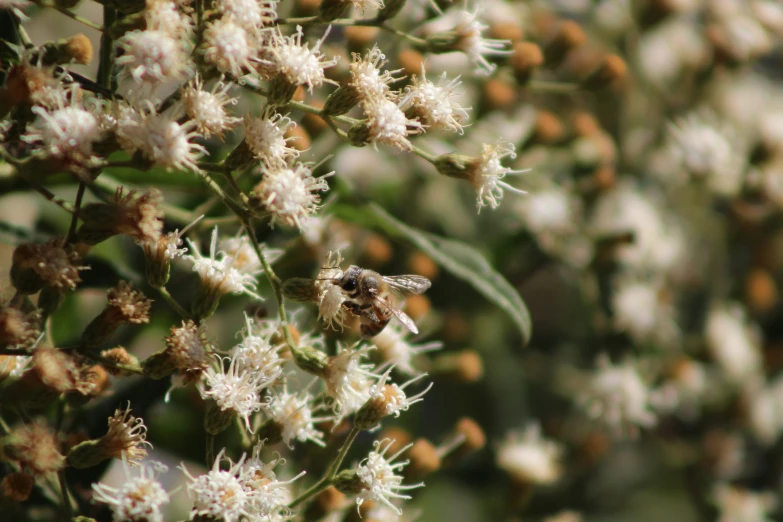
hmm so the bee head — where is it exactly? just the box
[337,265,362,292]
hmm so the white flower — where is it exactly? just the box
[202,17,257,77]
[110,100,149,154]
[267,26,338,92]
[590,183,684,274]
[184,227,262,299]
[349,45,403,104]
[667,112,746,197]
[706,303,763,385]
[355,439,423,515]
[264,387,328,447]
[516,187,576,236]
[218,236,281,275]
[243,111,299,167]
[611,278,678,345]
[404,66,469,134]
[138,110,206,172]
[367,367,433,419]
[496,423,563,485]
[650,358,709,420]
[581,354,657,436]
[117,30,188,84]
[232,313,285,382]
[23,95,102,164]
[181,76,240,139]
[373,324,442,376]
[198,354,272,431]
[180,449,253,522]
[746,376,783,445]
[323,343,378,415]
[445,9,512,75]
[93,457,170,522]
[315,251,348,328]
[361,97,424,152]
[217,0,277,30]
[713,484,776,522]
[253,163,332,229]
[469,140,529,211]
[145,0,193,38]
[241,443,305,519]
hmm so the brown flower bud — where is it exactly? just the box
[285,124,312,152]
[404,438,441,480]
[0,304,40,351]
[11,240,84,294]
[82,281,153,348]
[489,22,524,42]
[67,405,150,468]
[100,346,140,376]
[0,471,34,502]
[453,417,486,455]
[482,78,517,112]
[397,49,426,78]
[510,42,544,84]
[580,54,627,91]
[543,20,586,68]
[1,419,65,475]
[303,486,346,520]
[163,320,212,375]
[431,350,483,382]
[40,34,94,66]
[345,26,381,54]
[362,234,393,267]
[78,188,164,245]
[322,85,362,117]
[531,111,565,145]
[746,269,778,314]
[68,364,110,406]
[302,100,329,136]
[267,76,299,107]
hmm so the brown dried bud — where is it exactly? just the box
[302,100,329,136]
[397,49,426,78]
[431,350,483,382]
[78,188,164,245]
[67,404,150,468]
[285,124,312,152]
[404,294,431,322]
[543,20,586,67]
[482,78,517,112]
[40,34,94,66]
[11,240,84,294]
[531,111,565,145]
[163,320,212,375]
[379,426,412,455]
[68,364,109,406]
[204,399,236,435]
[0,304,40,351]
[362,234,393,267]
[355,384,407,430]
[304,486,346,520]
[510,42,544,84]
[580,54,627,91]
[100,347,139,376]
[746,269,778,314]
[345,26,381,54]
[405,438,441,480]
[451,417,486,457]
[0,471,34,502]
[83,281,153,348]
[1,419,65,475]
[0,347,77,408]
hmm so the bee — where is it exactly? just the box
[335,265,431,338]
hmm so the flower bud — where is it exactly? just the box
[142,349,179,379]
[404,438,441,480]
[1,419,65,475]
[1,347,78,408]
[223,140,255,172]
[323,85,361,117]
[510,42,543,85]
[333,469,365,494]
[282,278,320,303]
[39,34,94,66]
[355,384,398,430]
[204,399,236,435]
[11,240,84,294]
[291,344,329,375]
[303,486,346,521]
[82,281,152,348]
[0,304,40,351]
[441,417,486,465]
[38,284,67,317]
[431,350,483,382]
[77,188,164,245]
[347,122,371,147]
[141,235,173,288]
[433,152,473,181]
[0,471,34,502]
[100,346,140,376]
[425,32,462,55]
[543,20,586,68]
[580,54,626,91]
[68,364,110,407]
[267,76,299,107]
[67,405,150,468]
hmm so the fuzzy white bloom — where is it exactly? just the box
[23,96,102,164]
[217,236,281,276]
[713,484,776,522]
[516,186,576,236]
[590,183,684,274]
[232,313,285,382]
[469,140,529,211]
[264,387,327,447]
[323,343,378,415]
[243,111,299,167]
[109,100,149,154]
[184,227,262,299]
[145,0,193,38]
[198,354,271,431]
[667,112,746,197]
[267,26,338,92]
[404,66,469,134]
[355,439,423,515]
[217,0,277,30]
[241,443,304,519]
[746,376,783,445]
[373,324,442,376]
[92,457,170,522]
[612,278,678,345]
[368,367,433,418]
[180,449,253,522]
[445,9,512,75]
[581,354,657,436]
[496,423,563,485]
[361,97,424,151]
[253,163,332,229]
[202,17,257,77]
[181,76,240,139]
[117,30,188,84]
[138,110,206,172]
[706,303,763,385]
[349,45,403,104]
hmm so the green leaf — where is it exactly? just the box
[334,202,532,346]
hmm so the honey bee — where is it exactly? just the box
[335,265,431,338]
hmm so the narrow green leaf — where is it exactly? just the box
[335,202,532,345]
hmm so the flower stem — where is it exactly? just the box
[157,287,192,320]
[64,182,86,245]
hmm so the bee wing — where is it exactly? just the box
[382,275,432,297]
[376,296,419,334]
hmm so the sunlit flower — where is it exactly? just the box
[267,26,338,92]
[117,30,189,84]
[202,17,257,77]
[263,387,329,447]
[706,303,763,385]
[93,457,170,522]
[496,423,563,485]
[185,227,262,300]
[354,439,423,515]
[180,449,253,522]
[404,66,469,134]
[181,76,240,139]
[251,163,332,230]
[373,324,442,376]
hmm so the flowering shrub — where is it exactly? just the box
[1,0,783,521]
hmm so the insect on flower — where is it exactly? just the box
[336,265,431,339]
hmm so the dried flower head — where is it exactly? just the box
[78,188,164,245]
[0,304,40,351]
[101,405,152,465]
[1,419,65,475]
[164,320,212,374]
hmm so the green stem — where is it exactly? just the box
[527,80,580,94]
[64,182,85,244]
[288,427,360,509]
[57,469,74,517]
[97,6,117,89]
[157,287,192,319]
[411,145,438,164]
[50,5,104,32]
